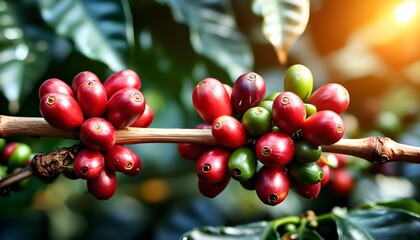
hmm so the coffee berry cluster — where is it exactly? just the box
[178,64,350,206]
[39,69,153,200]
[0,138,32,191]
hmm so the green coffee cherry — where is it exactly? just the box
[264,91,281,101]
[259,100,273,114]
[228,147,257,182]
[8,143,31,171]
[288,162,323,184]
[0,165,8,180]
[284,64,313,102]
[242,107,272,137]
[293,140,322,164]
[305,103,317,117]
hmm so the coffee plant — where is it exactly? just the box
[1,0,419,240]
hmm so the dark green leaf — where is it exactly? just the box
[158,0,253,81]
[332,207,374,240]
[357,199,420,215]
[39,0,134,71]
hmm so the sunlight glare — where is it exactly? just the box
[395,0,417,24]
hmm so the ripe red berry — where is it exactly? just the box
[255,131,295,167]
[231,72,266,114]
[255,166,290,206]
[308,83,350,115]
[211,115,247,149]
[198,176,230,198]
[272,92,306,135]
[328,168,354,198]
[293,181,321,199]
[103,69,141,98]
[130,104,154,128]
[317,157,331,186]
[87,167,117,200]
[103,145,142,176]
[72,71,100,97]
[77,80,107,118]
[39,78,74,99]
[177,143,211,161]
[0,142,18,165]
[39,93,84,130]
[302,110,345,146]
[79,117,116,150]
[106,88,146,129]
[192,78,232,123]
[73,148,104,179]
[196,148,230,183]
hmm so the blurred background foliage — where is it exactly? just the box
[0,0,419,239]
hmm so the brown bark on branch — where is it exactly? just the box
[1,115,420,164]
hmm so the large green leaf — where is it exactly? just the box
[252,0,310,64]
[157,0,253,82]
[38,0,135,71]
[0,1,52,113]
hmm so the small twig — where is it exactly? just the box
[0,166,33,196]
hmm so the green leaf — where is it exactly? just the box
[0,1,52,113]
[358,199,420,215]
[333,212,374,240]
[157,0,253,82]
[251,0,310,64]
[39,0,134,71]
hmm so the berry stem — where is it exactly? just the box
[0,166,33,196]
[1,115,419,164]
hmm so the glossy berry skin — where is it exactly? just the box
[87,167,117,200]
[73,148,104,180]
[39,93,84,130]
[283,64,313,102]
[77,80,107,118]
[72,71,100,97]
[228,147,257,182]
[103,145,142,176]
[106,88,146,129]
[130,104,154,128]
[272,92,306,135]
[196,148,230,183]
[177,143,210,161]
[198,176,230,198]
[79,117,116,150]
[103,69,141,98]
[288,162,323,185]
[39,78,74,99]
[293,181,321,199]
[192,78,232,124]
[241,107,272,137]
[308,83,350,115]
[255,132,295,167]
[302,110,345,146]
[1,142,31,170]
[231,72,266,114]
[293,140,322,164]
[212,115,247,149]
[317,158,331,186]
[255,166,290,206]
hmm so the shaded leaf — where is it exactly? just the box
[0,1,52,113]
[157,0,253,82]
[252,0,310,64]
[358,198,420,215]
[38,0,134,71]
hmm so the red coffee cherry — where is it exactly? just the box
[77,80,107,118]
[308,83,350,115]
[302,110,345,146]
[106,88,146,129]
[87,167,117,200]
[317,157,331,186]
[39,78,74,99]
[177,143,211,161]
[272,92,306,135]
[0,142,18,165]
[198,176,230,198]
[103,145,142,176]
[212,115,247,149]
[292,181,321,199]
[79,117,116,150]
[130,104,154,128]
[192,78,232,123]
[72,71,100,97]
[255,166,290,206]
[230,72,266,114]
[255,131,295,167]
[1,142,31,170]
[73,148,104,179]
[328,168,354,198]
[39,93,84,130]
[103,69,141,98]
[196,148,230,183]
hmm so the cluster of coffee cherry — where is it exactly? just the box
[0,138,32,191]
[38,69,153,200]
[178,64,350,206]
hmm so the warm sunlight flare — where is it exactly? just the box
[395,0,418,23]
